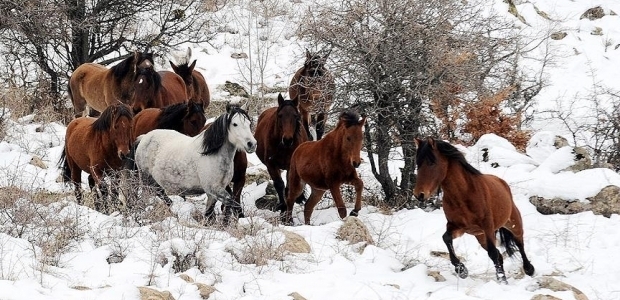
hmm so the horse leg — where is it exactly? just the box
[267,166,286,212]
[303,188,326,225]
[283,171,304,225]
[315,112,326,140]
[504,213,535,276]
[302,113,313,141]
[222,190,243,226]
[475,231,507,284]
[329,186,347,220]
[349,177,364,217]
[90,170,106,213]
[140,172,172,206]
[68,163,83,205]
[203,192,221,225]
[442,224,468,279]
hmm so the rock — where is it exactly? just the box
[231,52,248,59]
[565,147,592,172]
[194,283,216,299]
[336,216,374,245]
[536,277,589,300]
[223,81,250,98]
[580,6,605,20]
[138,287,176,300]
[288,292,307,300]
[178,274,194,283]
[427,270,446,282]
[529,196,587,215]
[553,136,569,148]
[550,32,567,40]
[278,229,311,253]
[531,295,562,300]
[587,185,620,217]
[30,156,47,169]
[255,195,279,211]
[591,27,603,36]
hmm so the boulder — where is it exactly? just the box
[336,216,374,245]
[194,283,216,299]
[588,185,620,217]
[529,185,620,217]
[138,287,175,300]
[536,277,588,300]
[580,6,605,20]
[278,229,311,253]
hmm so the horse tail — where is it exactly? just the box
[498,227,519,257]
[57,148,71,183]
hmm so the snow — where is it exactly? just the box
[1,0,620,299]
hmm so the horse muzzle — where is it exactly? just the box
[246,141,257,153]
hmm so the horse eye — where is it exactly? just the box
[346,136,351,141]
[233,123,238,127]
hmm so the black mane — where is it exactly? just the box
[92,104,133,132]
[201,106,250,155]
[416,138,482,175]
[339,110,362,127]
[157,102,205,131]
[110,52,154,82]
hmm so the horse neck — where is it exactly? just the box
[441,160,477,196]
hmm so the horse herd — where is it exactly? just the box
[56,48,535,283]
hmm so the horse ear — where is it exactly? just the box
[186,47,192,60]
[277,93,285,106]
[189,60,197,71]
[414,138,422,147]
[359,116,366,126]
[306,49,311,59]
[427,137,436,149]
[170,61,179,72]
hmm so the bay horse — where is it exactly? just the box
[131,101,206,142]
[255,93,308,212]
[131,67,188,114]
[58,103,133,211]
[283,111,366,225]
[413,137,535,284]
[134,106,256,225]
[289,49,335,140]
[170,47,211,109]
[69,51,154,118]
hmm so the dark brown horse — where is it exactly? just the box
[58,103,133,211]
[170,47,211,109]
[255,93,308,212]
[413,137,535,284]
[69,52,154,118]
[131,68,188,114]
[284,111,366,225]
[131,101,206,142]
[289,49,335,140]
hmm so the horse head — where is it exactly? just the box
[104,103,134,159]
[182,101,206,137]
[276,93,302,147]
[413,137,449,203]
[227,106,256,153]
[303,49,330,78]
[335,111,366,168]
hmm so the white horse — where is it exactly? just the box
[134,106,256,224]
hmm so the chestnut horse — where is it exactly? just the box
[58,103,133,212]
[255,93,308,212]
[69,52,154,118]
[283,111,366,225]
[170,47,211,109]
[131,101,206,142]
[413,138,535,284]
[132,67,188,114]
[289,49,335,140]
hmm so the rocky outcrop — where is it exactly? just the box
[530,185,620,217]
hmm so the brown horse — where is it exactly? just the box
[289,49,335,140]
[69,52,154,118]
[131,101,205,142]
[58,103,133,211]
[413,137,535,284]
[170,47,211,109]
[255,93,308,212]
[131,68,188,114]
[283,111,366,225]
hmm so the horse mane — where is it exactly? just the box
[339,110,362,128]
[92,104,133,132]
[157,102,205,131]
[110,52,153,81]
[416,139,482,175]
[201,107,250,155]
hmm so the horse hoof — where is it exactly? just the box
[349,210,359,217]
[497,273,508,284]
[524,263,535,276]
[276,203,287,213]
[455,264,468,279]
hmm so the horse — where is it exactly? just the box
[255,93,308,212]
[170,47,211,109]
[134,106,256,225]
[131,67,188,114]
[69,51,154,118]
[288,49,335,140]
[283,111,366,225]
[131,101,206,142]
[58,103,133,212]
[413,137,535,284]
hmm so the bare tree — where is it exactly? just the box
[298,0,533,205]
[0,0,222,112]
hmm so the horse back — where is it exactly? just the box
[70,63,111,113]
